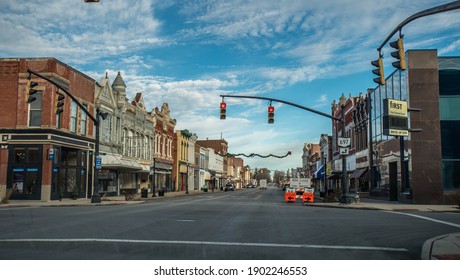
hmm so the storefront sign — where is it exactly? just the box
[383,99,409,136]
[48,148,54,160]
[96,156,102,169]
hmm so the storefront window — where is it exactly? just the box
[28,147,40,163]
[442,161,460,189]
[14,148,27,164]
[9,146,42,199]
[12,168,39,195]
[439,62,460,189]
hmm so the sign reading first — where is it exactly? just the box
[385,99,408,118]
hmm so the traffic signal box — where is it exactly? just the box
[390,37,406,70]
[220,102,226,119]
[27,81,39,103]
[56,92,65,114]
[371,57,385,86]
[268,106,274,123]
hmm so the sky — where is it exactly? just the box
[1,0,460,172]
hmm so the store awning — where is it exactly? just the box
[101,154,121,168]
[139,164,150,173]
[155,162,172,170]
[118,158,142,171]
[327,173,340,180]
[153,161,172,175]
[350,168,368,179]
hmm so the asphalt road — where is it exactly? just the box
[1,187,459,260]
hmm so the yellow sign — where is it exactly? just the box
[386,99,407,117]
[389,129,409,136]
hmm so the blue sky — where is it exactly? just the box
[2,0,460,171]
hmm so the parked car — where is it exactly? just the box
[225,183,235,191]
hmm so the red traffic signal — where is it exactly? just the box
[220,102,226,119]
[268,106,274,123]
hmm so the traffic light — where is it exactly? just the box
[27,81,39,103]
[268,106,274,124]
[220,102,226,119]
[390,37,406,70]
[371,56,385,85]
[56,92,65,114]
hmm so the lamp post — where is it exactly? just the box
[339,94,351,204]
[186,163,190,195]
[91,109,108,203]
[151,153,156,197]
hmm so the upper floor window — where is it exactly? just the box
[81,104,87,135]
[102,114,112,142]
[28,92,42,127]
[70,101,77,133]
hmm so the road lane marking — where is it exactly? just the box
[176,220,195,222]
[384,211,460,229]
[0,238,408,252]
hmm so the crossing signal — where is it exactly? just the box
[390,37,406,70]
[268,106,274,124]
[371,56,385,85]
[56,92,65,114]
[28,81,39,103]
[220,102,226,119]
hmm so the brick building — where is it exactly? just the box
[0,58,96,201]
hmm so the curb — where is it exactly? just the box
[421,233,460,260]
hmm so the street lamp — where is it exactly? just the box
[339,94,351,204]
[151,153,156,197]
[91,109,108,203]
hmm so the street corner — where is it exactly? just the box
[421,233,460,260]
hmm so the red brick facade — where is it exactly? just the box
[0,58,96,201]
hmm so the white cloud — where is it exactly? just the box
[0,0,163,64]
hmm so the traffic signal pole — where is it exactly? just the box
[220,94,352,203]
[27,69,103,203]
[376,0,460,52]
[220,95,341,122]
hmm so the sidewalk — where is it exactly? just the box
[0,189,206,208]
[308,197,460,212]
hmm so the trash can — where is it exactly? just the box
[158,189,164,196]
[141,189,148,198]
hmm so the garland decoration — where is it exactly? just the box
[215,151,292,158]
